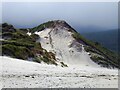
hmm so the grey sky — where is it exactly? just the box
[2,2,118,32]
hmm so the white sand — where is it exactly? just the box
[35,28,99,67]
[27,29,32,36]
[0,56,118,88]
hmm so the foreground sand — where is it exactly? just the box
[0,56,118,88]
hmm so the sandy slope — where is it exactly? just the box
[35,27,99,67]
[0,56,118,88]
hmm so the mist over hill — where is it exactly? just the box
[81,30,119,53]
[74,25,108,33]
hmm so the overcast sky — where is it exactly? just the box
[2,2,118,32]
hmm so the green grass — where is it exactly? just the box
[30,21,54,33]
[2,40,34,48]
[2,44,34,60]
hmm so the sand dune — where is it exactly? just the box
[35,28,100,67]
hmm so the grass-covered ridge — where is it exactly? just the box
[1,23,57,65]
[30,20,76,33]
[30,21,55,33]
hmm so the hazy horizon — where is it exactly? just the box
[2,2,118,32]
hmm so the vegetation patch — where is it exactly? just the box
[60,62,68,67]
[1,23,57,66]
[30,21,55,33]
[2,44,34,60]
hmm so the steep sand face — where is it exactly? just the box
[0,56,118,88]
[35,27,99,67]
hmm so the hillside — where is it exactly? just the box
[1,23,58,66]
[1,20,119,68]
